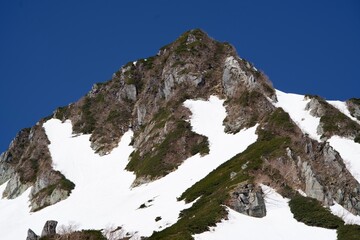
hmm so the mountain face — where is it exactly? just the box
[1,29,360,239]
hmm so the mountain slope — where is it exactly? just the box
[1,29,360,239]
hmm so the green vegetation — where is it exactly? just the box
[348,98,360,121]
[268,108,295,132]
[139,56,155,70]
[54,106,69,120]
[174,29,208,55]
[305,95,360,137]
[33,171,75,201]
[190,138,209,156]
[289,195,344,229]
[106,109,122,123]
[149,131,290,239]
[349,98,360,106]
[337,224,360,240]
[127,120,209,178]
[289,194,360,239]
[77,96,96,134]
[237,90,263,107]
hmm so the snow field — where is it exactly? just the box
[328,100,360,125]
[275,89,360,226]
[0,96,258,240]
[193,185,337,240]
[275,90,321,141]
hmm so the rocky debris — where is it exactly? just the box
[228,183,266,218]
[41,220,58,238]
[26,229,39,240]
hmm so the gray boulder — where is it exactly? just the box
[26,229,39,240]
[41,220,58,237]
[228,183,266,218]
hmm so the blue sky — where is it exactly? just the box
[0,0,359,152]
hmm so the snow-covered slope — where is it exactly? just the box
[275,90,360,226]
[0,96,258,240]
[328,100,360,124]
[274,90,320,141]
[193,186,337,240]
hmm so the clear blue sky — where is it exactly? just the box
[1,0,359,152]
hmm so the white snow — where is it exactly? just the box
[275,90,321,141]
[193,185,337,240]
[328,100,360,124]
[330,201,360,225]
[328,136,360,184]
[0,96,258,240]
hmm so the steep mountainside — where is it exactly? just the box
[1,29,360,240]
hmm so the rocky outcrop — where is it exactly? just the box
[2,173,31,199]
[228,183,266,218]
[305,95,360,139]
[26,229,39,240]
[347,98,360,120]
[0,122,74,211]
[41,220,58,238]
[295,139,360,215]
[222,56,256,97]
[27,220,58,240]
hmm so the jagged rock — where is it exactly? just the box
[222,56,255,96]
[228,183,266,218]
[305,97,326,117]
[300,161,325,202]
[26,229,39,240]
[2,173,30,199]
[347,99,360,120]
[123,84,137,101]
[0,152,14,186]
[30,188,68,212]
[136,104,147,126]
[41,220,58,237]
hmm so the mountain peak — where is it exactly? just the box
[2,30,360,239]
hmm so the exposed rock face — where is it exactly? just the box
[2,173,31,199]
[228,183,266,218]
[305,97,326,117]
[41,220,58,237]
[0,123,74,211]
[295,139,360,214]
[26,229,39,240]
[222,56,255,96]
[305,95,360,139]
[300,161,325,202]
[347,98,360,120]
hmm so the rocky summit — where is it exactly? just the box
[1,29,360,240]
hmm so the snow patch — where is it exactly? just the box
[328,100,360,124]
[330,201,360,225]
[193,185,337,240]
[328,136,360,183]
[275,90,321,141]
